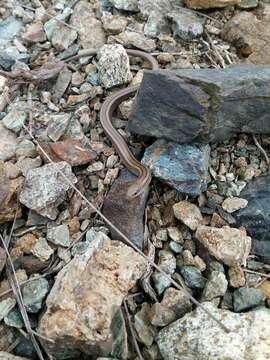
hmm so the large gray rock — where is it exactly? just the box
[156,302,270,360]
[0,17,23,47]
[129,66,270,143]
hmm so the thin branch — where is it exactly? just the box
[243,268,270,279]
[252,134,270,174]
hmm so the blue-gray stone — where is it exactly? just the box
[22,278,50,313]
[0,47,29,70]
[152,272,172,295]
[179,266,206,290]
[142,139,210,196]
[99,0,113,11]
[235,175,270,260]
[233,287,266,312]
[0,17,23,47]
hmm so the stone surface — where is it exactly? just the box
[235,175,270,259]
[0,46,29,70]
[143,140,210,196]
[2,110,27,134]
[152,272,172,295]
[186,0,240,8]
[157,302,270,360]
[238,0,258,8]
[168,10,204,41]
[179,265,206,290]
[129,66,270,143]
[110,0,139,11]
[233,287,266,312]
[0,298,16,321]
[195,225,251,267]
[0,353,28,360]
[222,9,270,64]
[173,201,203,231]
[19,162,77,220]
[47,224,70,247]
[98,45,132,89]
[103,169,149,250]
[22,277,49,313]
[101,12,128,35]
[46,113,71,142]
[109,31,156,52]
[201,271,228,301]
[70,0,106,50]
[0,124,18,161]
[134,303,157,347]
[38,235,146,358]
[229,266,246,288]
[0,16,23,47]
[222,197,248,213]
[0,247,6,275]
[23,21,46,43]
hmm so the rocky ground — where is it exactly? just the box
[0,0,270,359]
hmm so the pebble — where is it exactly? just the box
[101,12,128,34]
[0,16,23,48]
[168,10,205,41]
[32,237,54,262]
[22,277,50,313]
[110,0,139,11]
[47,224,70,247]
[179,265,206,290]
[222,197,248,213]
[173,201,203,231]
[15,139,36,158]
[46,113,71,142]
[158,250,176,274]
[169,241,183,254]
[0,124,18,161]
[167,227,183,244]
[152,271,172,295]
[134,303,157,347]
[22,21,46,43]
[0,298,16,321]
[228,266,246,288]
[16,156,42,176]
[202,271,228,301]
[237,0,258,8]
[233,287,266,312]
[2,110,27,133]
[109,31,156,52]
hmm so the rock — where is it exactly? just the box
[0,174,23,224]
[258,281,270,300]
[169,241,183,254]
[4,307,24,329]
[149,303,176,327]
[0,298,16,321]
[156,302,270,360]
[110,0,139,11]
[15,139,36,158]
[134,303,157,347]
[195,225,251,267]
[167,227,183,244]
[103,169,149,250]
[53,66,72,101]
[222,197,248,213]
[110,308,128,359]
[144,11,170,37]
[22,21,46,43]
[70,0,106,49]
[98,45,132,89]
[101,12,128,35]
[186,0,240,8]
[47,224,70,247]
[143,140,210,196]
[32,237,54,262]
[46,113,71,142]
[228,266,246,288]
[19,162,77,220]
[0,124,18,161]
[0,247,6,275]
[16,157,42,176]
[39,139,97,166]
[22,277,49,313]
[129,66,270,143]
[2,110,27,134]
[4,162,21,179]
[0,16,23,47]
[173,201,203,231]
[167,10,204,41]
[0,323,19,352]
[38,235,146,358]
[0,353,28,360]
[233,287,266,312]
[0,47,29,70]
[238,0,258,8]
[201,271,228,301]
[109,31,156,52]
[152,272,172,295]
[179,265,206,290]
[222,9,270,64]
[158,250,176,274]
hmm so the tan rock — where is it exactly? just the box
[38,235,146,358]
[186,0,240,9]
[228,266,246,288]
[222,197,248,213]
[0,353,28,360]
[195,225,251,266]
[23,21,46,43]
[222,8,270,64]
[258,280,270,300]
[173,201,203,231]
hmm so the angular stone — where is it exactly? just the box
[110,0,139,11]
[23,22,46,43]
[157,303,270,360]
[38,236,146,359]
[233,287,266,312]
[0,124,18,161]
[186,0,240,8]
[222,197,248,213]
[238,0,258,8]
[195,225,251,267]
[129,66,270,143]
[0,174,23,224]
[22,278,49,313]
[19,162,77,220]
[98,45,132,89]
[235,175,270,259]
[0,47,29,70]
[46,113,71,142]
[0,353,28,360]
[0,16,23,47]
[0,298,16,321]
[173,201,203,231]
[101,12,128,35]
[143,140,210,196]
[109,31,156,52]
[134,303,157,347]
[201,271,228,301]
[2,110,27,133]
[103,169,149,250]
[47,224,70,247]
[179,266,206,290]
[168,10,204,41]
[222,9,270,64]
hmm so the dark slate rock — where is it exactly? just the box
[142,139,210,196]
[179,266,206,290]
[233,287,266,312]
[102,169,149,250]
[129,66,270,143]
[235,175,270,259]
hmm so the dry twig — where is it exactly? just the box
[252,134,270,174]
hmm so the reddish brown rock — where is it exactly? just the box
[23,21,46,43]
[38,139,97,166]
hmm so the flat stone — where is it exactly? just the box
[46,113,71,142]
[233,287,266,312]
[39,139,97,166]
[53,66,72,101]
[168,10,204,41]
[22,277,49,313]
[238,0,258,8]
[38,235,146,359]
[0,123,18,161]
[143,140,210,196]
[4,307,23,329]
[110,0,139,11]
[222,197,248,213]
[2,110,27,134]
[22,21,46,43]
[98,45,132,89]
[19,162,77,220]
[103,169,149,250]
[186,0,240,8]
[129,66,270,143]
[109,31,156,52]
[235,175,270,259]
[0,298,16,321]
[101,12,128,35]
[32,237,54,262]
[222,9,270,64]
[47,224,70,247]
[0,353,28,360]
[179,265,206,290]
[0,16,23,47]
[173,201,203,231]
[156,302,270,360]
[70,0,106,49]
[201,271,228,301]
[195,225,251,267]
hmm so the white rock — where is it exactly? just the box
[110,0,139,11]
[222,197,248,213]
[157,302,270,360]
[202,271,228,301]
